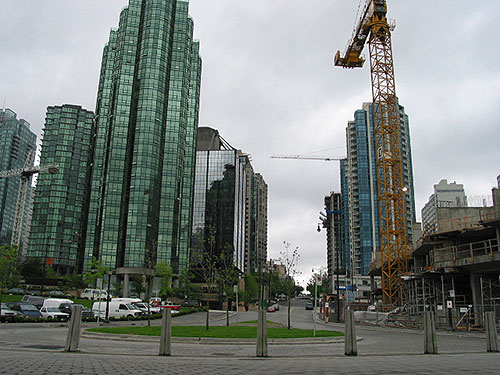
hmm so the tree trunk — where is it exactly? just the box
[226,298,230,326]
[287,295,291,330]
[205,299,210,330]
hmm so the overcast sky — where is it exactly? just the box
[1,1,499,287]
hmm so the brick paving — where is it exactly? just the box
[1,308,499,373]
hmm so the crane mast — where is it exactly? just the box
[335,0,408,305]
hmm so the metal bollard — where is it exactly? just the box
[64,305,82,352]
[344,309,357,356]
[159,308,172,356]
[485,312,499,353]
[424,311,438,354]
[256,308,268,357]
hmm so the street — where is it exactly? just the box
[1,298,499,374]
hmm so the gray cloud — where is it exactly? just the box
[1,0,499,286]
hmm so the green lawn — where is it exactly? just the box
[87,325,343,339]
[0,294,23,303]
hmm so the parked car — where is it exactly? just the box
[48,290,65,297]
[7,288,26,295]
[59,303,95,320]
[80,288,109,300]
[271,303,279,311]
[39,306,69,321]
[6,302,43,319]
[0,303,19,322]
[133,302,157,314]
[21,295,45,309]
[267,305,276,312]
[305,301,314,310]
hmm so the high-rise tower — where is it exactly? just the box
[84,0,202,283]
[29,105,94,273]
[0,108,37,254]
[341,102,415,276]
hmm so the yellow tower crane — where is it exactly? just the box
[335,0,408,305]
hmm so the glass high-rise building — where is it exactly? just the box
[84,0,202,285]
[0,108,37,255]
[28,105,94,273]
[192,127,256,274]
[341,102,415,275]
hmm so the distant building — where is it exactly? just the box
[0,108,37,255]
[341,102,416,276]
[28,105,94,273]
[254,173,268,273]
[192,127,267,275]
[83,0,202,292]
[421,179,467,234]
[243,165,268,274]
[493,175,500,207]
[323,191,342,291]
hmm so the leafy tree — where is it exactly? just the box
[175,268,199,301]
[83,258,109,288]
[21,257,45,279]
[280,241,301,329]
[59,272,85,292]
[306,271,331,296]
[0,245,21,315]
[242,273,259,310]
[130,275,145,297]
[82,257,109,303]
[156,261,173,301]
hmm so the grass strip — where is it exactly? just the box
[87,325,343,339]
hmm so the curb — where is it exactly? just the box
[81,330,345,345]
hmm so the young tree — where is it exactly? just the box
[242,273,259,311]
[280,241,301,330]
[0,245,21,316]
[194,226,218,330]
[82,257,109,303]
[175,268,199,302]
[215,247,238,326]
[306,271,331,296]
[130,275,145,297]
[156,261,174,301]
[59,272,85,292]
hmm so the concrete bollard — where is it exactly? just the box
[64,305,82,352]
[344,309,357,356]
[159,308,172,356]
[256,308,268,357]
[485,312,499,353]
[424,311,438,354]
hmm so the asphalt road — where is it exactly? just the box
[1,298,499,374]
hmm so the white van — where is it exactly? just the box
[81,289,109,300]
[92,301,143,319]
[42,298,74,309]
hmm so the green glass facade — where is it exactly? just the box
[179,40,202,271]
[84,0,201,275]
[28,105,94,273]
[0,109,37,254]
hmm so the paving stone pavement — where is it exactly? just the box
[1,309,500,374]
[1,349,500,374]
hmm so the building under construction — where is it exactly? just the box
[402,178,500,329]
